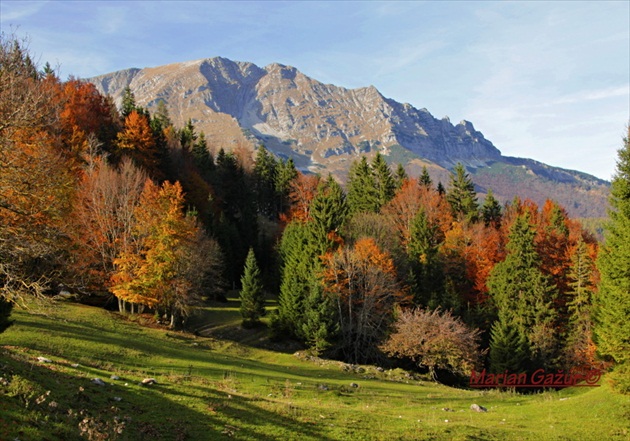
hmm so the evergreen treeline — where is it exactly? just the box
[2,35,628,391]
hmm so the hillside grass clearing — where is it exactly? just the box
[1,301,629,440]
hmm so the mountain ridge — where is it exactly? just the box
[89,56,609,218]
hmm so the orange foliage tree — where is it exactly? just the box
[323,237,410,363]
[116,110,158,173]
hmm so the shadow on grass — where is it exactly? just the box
[1,346,335,441]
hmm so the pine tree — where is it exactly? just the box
[275,157,298,214]
[446,163,479,223]
[372,152,396,208]
[407,207,443,307]
[394,163,408,189]
[347,156,379,214]
[253,145,278,218]
[595,128,630,392]
[192,132,214,179]
[309,175,347,254]
[239,248,265,326]
[481,189,502,227]
[121,86,137,118]
[488,213,559,372]
[419,166,433,188]
[489,312,529,373]
[564,238,596,368]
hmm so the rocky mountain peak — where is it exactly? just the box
[88,56,609,218]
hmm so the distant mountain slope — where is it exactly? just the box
[90,57,609,218]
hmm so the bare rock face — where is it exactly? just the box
[90,57,500,171]
[89,57,609,218]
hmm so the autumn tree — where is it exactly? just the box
[110,180,219,327]
[69,157,148,294]
[323,238,408,363]
[239,248,265,326]
[116,110,159,173]
[0,34,77,303]
[594,127,630,393]
[381,307,483,378]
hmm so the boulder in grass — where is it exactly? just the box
[91,378,106,386]
[37,356,52,363]
[141,378,157,386]
[470,404,488,412]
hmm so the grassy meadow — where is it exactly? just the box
[1,300,629,440]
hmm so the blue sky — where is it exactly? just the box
[1,1,628,180]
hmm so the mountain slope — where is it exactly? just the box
[89,57,609,218]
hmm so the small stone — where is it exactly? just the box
[71,363,80,368]
[318,384,329,391]
[141,378,157,385]
[37,357,52,363]
[113,397,122,402]
[470,404,488,413]
[110,375,120,380]
[350,382,359,388]
[91,378,106,386]
[442,407,454,412]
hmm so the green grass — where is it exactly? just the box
[1,301,629,440]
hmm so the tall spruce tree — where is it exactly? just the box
[488,213,559,372]
[481,189,502,227]
[407,207,443,307]
[372,152,396,208]
[446,163,479,223]
[419,166,433,188]
[239,248,265,326]
[253,146,278,218]
[595,128,630,392]
[394,163,408,189]
[347,156,379,214]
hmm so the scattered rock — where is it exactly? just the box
[442,407,455,412]
[113,397,122,402]
[37,356,52,363]
[470,404,488,413]
[110,375,120,381]
[71,363,80,368]
[350,383,359,388]
[91,378,106,386]
[376,367,384,373]
[141,378,157,385]
[317,384,329,391]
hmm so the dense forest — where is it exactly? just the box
[1,35,628,391]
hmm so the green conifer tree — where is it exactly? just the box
[275,158,298,214]
[407,207,443,307]
[253,146,278,218]
[446,163,479,223]
[394,163,408,189]
[239,248,265,326]
[488,213,559,372]
[372,152,396,208]
[419,166,433,188]
[481,189,502,227]
[595,128,630,392]
[347,156,379,214]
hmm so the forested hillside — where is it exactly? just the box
[2,35,628,393]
